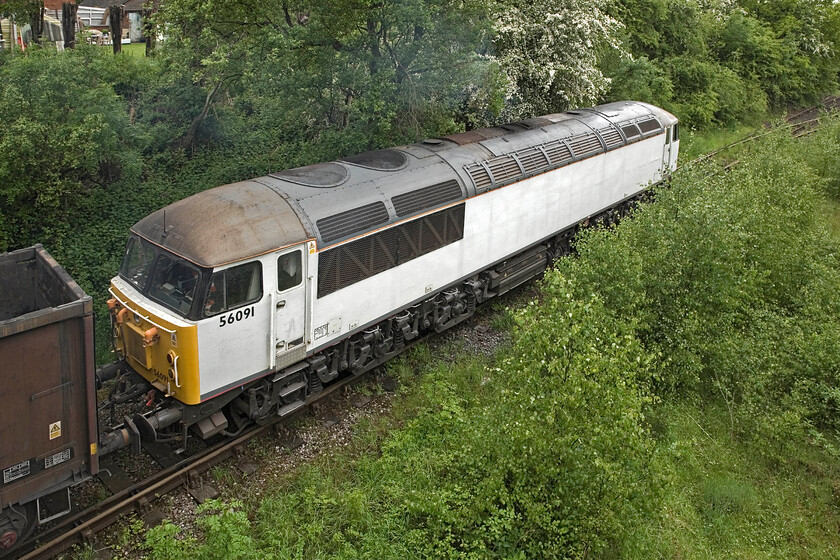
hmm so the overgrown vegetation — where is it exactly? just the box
[137,121,840,558]
[3,0,840,556]
[3,0,840,359]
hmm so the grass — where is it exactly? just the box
[679,123,762,163]
[625,402,840,559]
[96,42,146,57]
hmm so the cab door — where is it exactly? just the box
[662,126,673,175]
[273,246,307,370]
[663,124,679,173]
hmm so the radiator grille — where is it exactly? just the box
[486,156,521,183]
[544,141,573,165]
[466,164,493,191]
[568,134,603,158]
[124,325,150,368]
[598,127,623,149]
[516,147,550,174]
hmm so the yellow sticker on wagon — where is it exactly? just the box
[49,421,61,440]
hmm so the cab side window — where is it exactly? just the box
[204,261,263,317]
[278,251,302,292]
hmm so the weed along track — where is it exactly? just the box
[21,309,509,559]
[17,370,375,560]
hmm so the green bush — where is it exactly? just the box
[0,46,140,251]
[558,124,840,450]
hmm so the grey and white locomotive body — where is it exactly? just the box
[110,101,678,436]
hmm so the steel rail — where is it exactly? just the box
[19,371,363,560]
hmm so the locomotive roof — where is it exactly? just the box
[132,101,677,268]
[132,181,310,268]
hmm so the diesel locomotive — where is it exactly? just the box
[105,100,678,449]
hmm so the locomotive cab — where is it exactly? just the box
[111,236,312,406]
[107,180,315,445]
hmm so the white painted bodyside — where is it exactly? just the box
[307,133,667,351]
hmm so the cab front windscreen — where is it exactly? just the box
[119,236,203,318]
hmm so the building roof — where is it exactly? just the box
[79,0,123,7]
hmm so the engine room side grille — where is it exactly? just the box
[543,141,573,166]
[598,127,624,149]
[567,134,603,158]
[515,147,550,174]
[636,117,661,135]
[392,180,463,217]
[316,202,390,243]
[486,155,521,183]
[318,204,465,297]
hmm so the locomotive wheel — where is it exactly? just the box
[0,502,38,558]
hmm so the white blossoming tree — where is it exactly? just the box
[493,0,624,118]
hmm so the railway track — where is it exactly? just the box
[684,95,840,170]
[17,370,371,560]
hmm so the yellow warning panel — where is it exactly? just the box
[49,421,62,440]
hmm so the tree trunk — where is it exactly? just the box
[61,2,77,49]
[109,5,123,54]
[182,80,223,149]
[143,0,158,56]
[28,1,45,45]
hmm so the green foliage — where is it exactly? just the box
[605,0,840,128]
[624,402,840,558]
[558,123,840,454]
[145,500,254,560]
[0,46,140,251]
[152,0,501,156]
[493,0,624,116]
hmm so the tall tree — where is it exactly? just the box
[492,0,624,117]
[108,4,122,53]
[150,0,500,152]
[61,2,77,48]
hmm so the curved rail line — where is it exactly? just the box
[683,97,840,170]
[17,371,367,560]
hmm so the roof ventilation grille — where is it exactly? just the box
[317,202,390,243]
[392,180,463,217]
[598,127,624,149]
